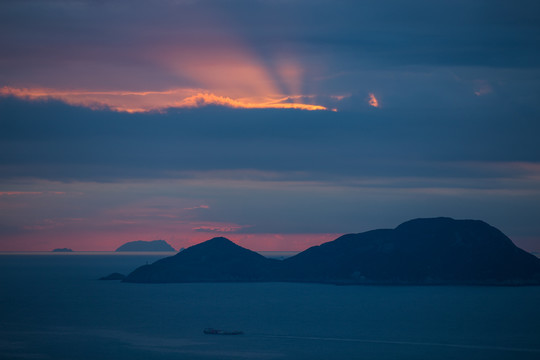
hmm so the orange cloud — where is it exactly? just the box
[368,93,379,108]
[179,93,327,111]
[1,86,327,112]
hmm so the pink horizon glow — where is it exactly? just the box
[0,231,340,252]
[0,190,339,252]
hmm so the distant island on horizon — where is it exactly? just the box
[120,217,540,286]
[115,240,176,252]
[52,248,73,252]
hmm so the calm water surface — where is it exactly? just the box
[1,255,540,359]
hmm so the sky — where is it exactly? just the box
[1,0,540,252]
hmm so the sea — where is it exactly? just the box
[1,253,540,360]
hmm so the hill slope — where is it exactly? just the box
[123,237,279,283]
[282,217,540,284]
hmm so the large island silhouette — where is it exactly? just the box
[123,217,540,285]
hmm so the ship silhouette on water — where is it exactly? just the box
[203,328,244,335]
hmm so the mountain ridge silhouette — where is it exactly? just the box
[123,218,540,285]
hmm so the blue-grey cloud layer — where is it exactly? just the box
[1,96,539,181]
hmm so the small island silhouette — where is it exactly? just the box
[115,240,175,252]
[121,218,540,285]
[52,248,73,252]
[99,272,126,281]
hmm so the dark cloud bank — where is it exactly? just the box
[1,97,539,182]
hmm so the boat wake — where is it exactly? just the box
[253,334,540,354]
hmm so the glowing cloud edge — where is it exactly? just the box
[0,86,329,112]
